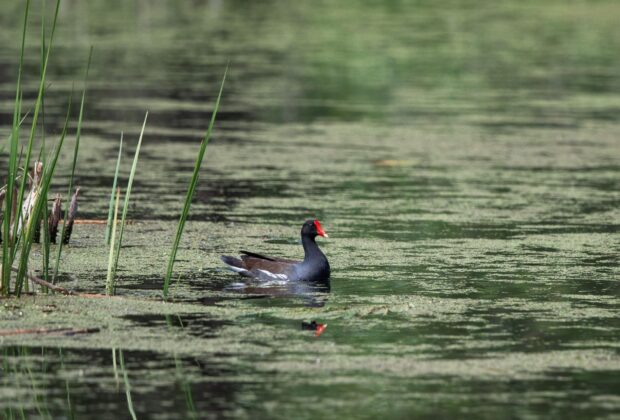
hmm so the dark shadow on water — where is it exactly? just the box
[121,313,232,339]
[66,170,295,221]
[0,346,246,419]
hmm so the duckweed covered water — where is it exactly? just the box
[1,1,620,419]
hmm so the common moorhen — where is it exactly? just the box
[221,220,330,282]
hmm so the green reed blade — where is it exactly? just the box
[106,187,120,296]
[40,0,46,156]
[41,196,50,285]
[12,0,61,254]
[106,133,124,245]
[108,112,148,288]
[2,0,31,295]
[39,0,49,287]
[52,47,92,284]
[15,93,72,296]
[163,65,228,298]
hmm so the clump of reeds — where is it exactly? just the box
[1,166,80,246]
[2,0,228,299]
[1,0,90,297]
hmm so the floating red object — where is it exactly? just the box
[302,320,327,337]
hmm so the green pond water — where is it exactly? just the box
[1,1,620,418]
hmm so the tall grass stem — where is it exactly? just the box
[15,94,72,296]
[52,47,93,284]
[106,133,124,245]
[106,187,121,296]
[162,65,228,298]
[2,0,31,295]
[12,0,61,253]
[109,112,148,284]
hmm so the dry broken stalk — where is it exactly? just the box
[49,194,62,244]
[18,161,43,235]
[63,186,80,244]
[2,162,81,246]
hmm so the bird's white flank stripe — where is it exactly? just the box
[258,269,288,280]
[227,265,248,274]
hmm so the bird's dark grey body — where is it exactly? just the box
[292,232,330,281]
[221,220,330,283]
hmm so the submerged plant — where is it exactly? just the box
[119,350,138,420]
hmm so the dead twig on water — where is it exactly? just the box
[8,266,76,295]
[74,219,136,225]
[3,267,144,299]
[0,327,100,337]
[2,266,160,300]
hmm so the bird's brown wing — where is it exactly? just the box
[240,250,298,265]
[221,252,299,280]
[239,255,298,273]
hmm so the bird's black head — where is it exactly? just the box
[301,219,328,239]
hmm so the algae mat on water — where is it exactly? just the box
[2,289,620,418]
[1,120,619,419]
[1,0,620,418]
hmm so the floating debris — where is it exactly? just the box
[372,159,415,167]
[302,320,327,337]
[0,327,100,337]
